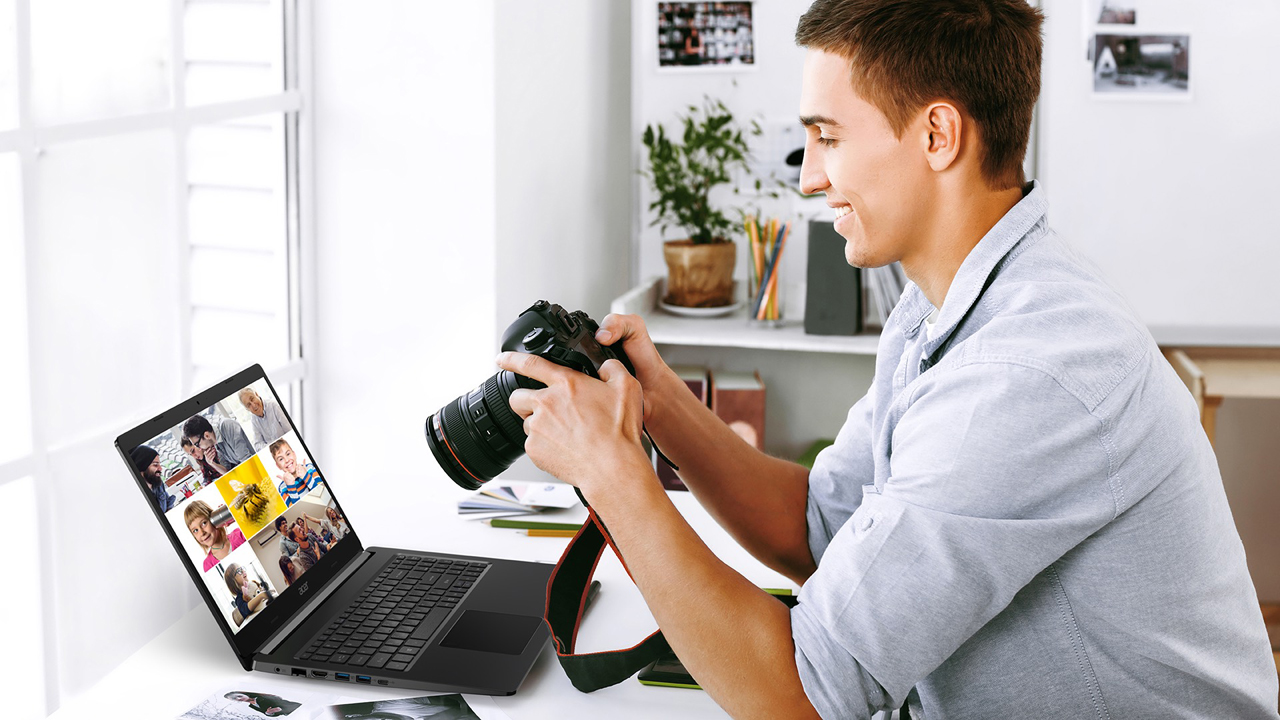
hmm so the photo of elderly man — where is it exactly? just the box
[238,386,291,450]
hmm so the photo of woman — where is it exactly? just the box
[323,505,350,543]
[185,499,246,572]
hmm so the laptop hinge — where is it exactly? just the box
[257,549,374,656]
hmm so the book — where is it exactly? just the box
[456,482,580,519]
[710,370,766,450]
[655,365,709,491]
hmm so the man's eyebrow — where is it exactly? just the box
[799,114,840,127]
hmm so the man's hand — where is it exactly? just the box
[498,351,651,496]
[594,313,675,423]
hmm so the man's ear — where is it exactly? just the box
[922,102,963,173]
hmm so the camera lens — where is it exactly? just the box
[425,370,543,490]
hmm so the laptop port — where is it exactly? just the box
[376,679,389,686]
[335,673,350,681]
[356,675,372,685]
[291,668,306,677]
[310,670,327,678]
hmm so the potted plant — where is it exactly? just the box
[642,97,758,308]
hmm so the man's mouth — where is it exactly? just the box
[834,206,852,219]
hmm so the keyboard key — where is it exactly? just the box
[410,607,452,640]
[350,654,371,666]
[332,653,351,665]
[368,653,392,669]
[404,638,427,648]
[386,661,409,672]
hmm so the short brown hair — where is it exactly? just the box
[796,0,1043,189]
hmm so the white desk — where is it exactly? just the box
[48,487,797,719]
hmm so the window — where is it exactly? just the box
[0,0,310,714]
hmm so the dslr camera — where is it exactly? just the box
[425,300,635,490]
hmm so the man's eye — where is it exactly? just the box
[817,136,838,147]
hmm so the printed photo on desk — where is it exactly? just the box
[316,694,481,720]
[126,379,352,635]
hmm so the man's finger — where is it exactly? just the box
[507,388,537,419]
[594,313,645,347]
[496,351,574,385]
[598,358,630,383]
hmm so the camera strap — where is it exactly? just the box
[544,500,672,692]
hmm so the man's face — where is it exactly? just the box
[144,457,164,485]
[798,49,931,268]
[197,430,217,450]
[244,393,265,417]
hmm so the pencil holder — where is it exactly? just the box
[744,215,790,329]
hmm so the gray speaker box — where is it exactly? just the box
[804,220,863,336]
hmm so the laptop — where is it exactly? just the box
[114,364,553,694]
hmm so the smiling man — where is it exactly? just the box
[496,1,1278,718]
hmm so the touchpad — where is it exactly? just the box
[439,610,543,655]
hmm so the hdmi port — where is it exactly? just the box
[310,670,327,678]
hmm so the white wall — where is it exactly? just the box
[1039,0,1280,331]
[311,0,498,516]
[494,1,632,328]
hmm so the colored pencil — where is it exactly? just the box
[526,529,578,538]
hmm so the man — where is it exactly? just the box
[238,387,291,450]
[494,1,1279,718]
[183,413,254,471]
[131,445,175,513]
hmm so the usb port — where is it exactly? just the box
[335,673,350,681]
[310,670,327,678]
[356,675,372,685]
[291,668,306,677]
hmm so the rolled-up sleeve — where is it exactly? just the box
[792,362,1116,717]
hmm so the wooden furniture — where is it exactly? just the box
[1162,347,1280,447]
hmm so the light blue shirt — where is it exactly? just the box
[792,183,1278,719]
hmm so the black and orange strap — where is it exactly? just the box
[544,503,672,692]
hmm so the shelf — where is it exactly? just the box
[611,277,880,356]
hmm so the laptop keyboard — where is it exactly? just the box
[295,554,489,672]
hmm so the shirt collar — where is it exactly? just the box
[894,180,1049,346]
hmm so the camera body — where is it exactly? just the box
[425,301,635,490]
[500,300,635,379]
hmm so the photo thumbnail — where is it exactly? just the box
[249,486,342,593]
[207,547,279,629]
[232,379,293,452]
[129,422,225,515]
[216,456,288,539]
[259,431,323,508]
[181,405,257,475]
[166,483,249,573]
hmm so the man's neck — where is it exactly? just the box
[901,183,1024,309]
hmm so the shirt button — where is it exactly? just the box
[857,514,874,531]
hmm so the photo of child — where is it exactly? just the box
[206,548,278,629]
[166,483,249,572]
[248,487,345,593]
[262,432,323,508]
[216,456,288,539]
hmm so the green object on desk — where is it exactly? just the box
[795,439,835,469]
[489,518,584,531]
[638,678,702,690]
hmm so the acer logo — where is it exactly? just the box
[299,582,309,595]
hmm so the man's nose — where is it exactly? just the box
[798,143,827,196]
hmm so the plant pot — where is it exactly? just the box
[663,240,736,308]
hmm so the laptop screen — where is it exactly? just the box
[123,373,352,636]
